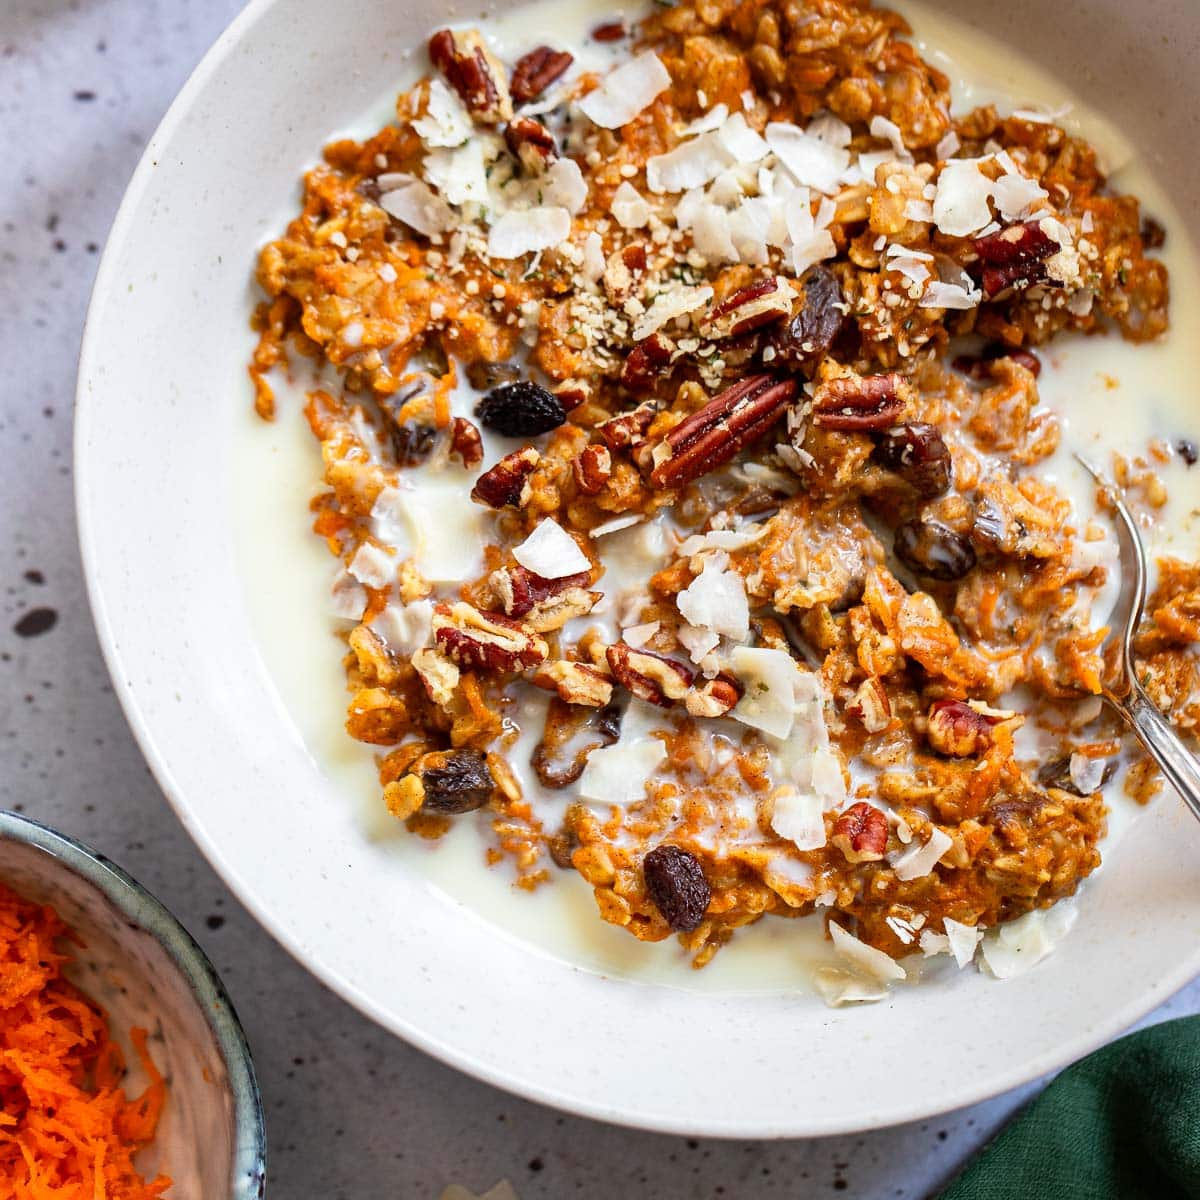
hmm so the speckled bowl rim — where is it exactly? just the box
[0,810,267,1197]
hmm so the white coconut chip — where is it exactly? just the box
[814,968,892,1007]
[413,79,473,148]
[512,518,590,578]
[891,826,952,881]
[578,51,671,129]
[919,929,951,957]
[487,207,571,258]
[729,646,808,738]
[424,139,490,207]
[829,921,906,983]
[589,514,643,537]
[621,620,660,649]
[810,748,847,809]
[675,555,750,640]
[936,130,961,160]
[611,181,651,228]
[542,157,588,214]
[869,114,911,161]
[330,569,368,622]
[348,541,395,589]
[770,786,826,850]
[578,736,667,804]
[378,181,454,237]
[631,283,713,339]
[1069,752,1107,795]
[717,112,770,163]
[682,103,729,137]
[370,599,433,657]
[943,917,983,968]
[677,623,720,664]
[981,902,1077,979]
[993,171,1049,222]
[581,230,606,281]
[920,279,982,310]
[765,122,849,194]
[933,158,995,237]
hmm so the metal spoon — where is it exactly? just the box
[1075,454,1200,820]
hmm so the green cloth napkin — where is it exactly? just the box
[938,1015,1200,1199]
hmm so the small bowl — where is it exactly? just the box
[0,810,266,1197]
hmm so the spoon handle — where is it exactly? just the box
[1108,683,1200,822]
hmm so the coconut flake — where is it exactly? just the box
[981,902,1077,979]
[810,748,847,809]
[682,103,729,137]
[590,514,643,537]
[943,918,983,968]
[936,130,961,160]
[919,929,951,957]
[729,646,808,738]
[578,52,671,129]
[891,826,952,881]
[578,736,667,803]
[676,556,750,640]
[413,79,473,147]
[543,157,588,214]
[689,204,737,264]
[717,112,769,163]
[920,279,981,310]
[622,620,660,649]
[512,518,590,578]
[348,541,395,589]
[581,230,606,281]
[677,623,720,665]
[371,599,433,657]
[814,967,892,1007]
[829,922,906,983]
[933,158,995,237]
[424,139,490,207]
[646,131,733,194]
[993,171,1049,221]
[869,114,911,161]
[1069,752,1107,794]
[611,181,651,229]
[770,786,826,850]
[765,122,849,194]
[487,207,571,258]
[330,569,368,621]
[631,284,713,340]
[379,181,454,237]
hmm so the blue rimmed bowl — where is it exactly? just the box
[0,810,266,1197]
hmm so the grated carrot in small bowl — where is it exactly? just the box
[0,881,171,1199]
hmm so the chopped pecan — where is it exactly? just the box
[607,643,694,707]
[952,343,1041,379]
[411,647,460,706]
[830,802,888,863]
[926,699,999,757]
[533,699,622,788]
[433,601,548,672]
[470,446,540,508]
[704,276,794,339]
[591,19,626,40]
[648,374,797,489]
[599,402,657,453]
[684,673,743,719]
[555,379,591,412]
[532,660,614,707]
[573,444,613,494]
[428,28,513,124]
[490,565,598,632]
[811,373,904,431]
[505,116,558,173]
[973,220,1060,297]
[620,333,674,394]
[604,244,647,304]
[846,677,891,733]
[510,45,574,105]
[448,416,484,468]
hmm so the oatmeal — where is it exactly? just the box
[248,0,1198,1002]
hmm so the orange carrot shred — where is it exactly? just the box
[0,882,172,1199]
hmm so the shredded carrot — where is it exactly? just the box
[0,883,171,1199]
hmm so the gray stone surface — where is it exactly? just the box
[1,2,1197,1197]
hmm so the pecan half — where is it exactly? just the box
[532,660,614,707]
[607,644,694,707]
[533,699,622,788]
[591,20,626,41]
[704,276,794,339]
[433,601,548,672]
[470,446,540,508]
[620,333,674,394]
[448,416,484,468]
[973,220,1060,298]
[811,373,904,431]
[846,677,891,733]
[599,402,657,453]
[648,375,797,489]
[428,28,513,124]
[684,673,743,719]
[505,116,558,173]
[830,802,888,863]
[926,699,999,757]
[510,45,574,105]
[573,444,612,494]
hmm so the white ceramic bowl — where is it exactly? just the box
[76,0,1200,1136]
[0,812,265,1194]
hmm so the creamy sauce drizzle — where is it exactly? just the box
[232,0,1200,992]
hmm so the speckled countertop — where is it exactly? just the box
[2,2,1198,1197]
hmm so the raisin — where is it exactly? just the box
[1177,439,1198,467]
[389,422,438,467]
[893,519,976,581]
[1141,216,1167,250]
[1037,756,1117,797]
[643,844,710,932]
[766,264,845,369]
[467,360,521,391]
[476,381,566,437]
[873,423,952,497]
[421,750,495,813]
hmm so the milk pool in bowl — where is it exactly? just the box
[231,0,1200,995]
